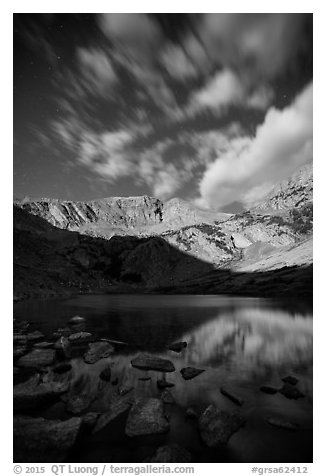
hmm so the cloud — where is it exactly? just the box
[187,69,274,116]
[76,47,117,96]
[160,44,198,81]
[197,82,313,209]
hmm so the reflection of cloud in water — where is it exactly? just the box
[182,308,312,370]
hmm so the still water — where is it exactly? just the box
[14,294,313,463]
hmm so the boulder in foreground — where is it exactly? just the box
[125,398,169,437]
[198,404,245,447]
[131,354,175,372]
[13,415,81,462]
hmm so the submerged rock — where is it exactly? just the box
[83,341,114,364]
[14,374,69,411]
[68,332,93,344]
[282,376,299,386]
[157,379,175,389]
[220,386,244,406]
[150,445,191,463]
[131,353,175,372]
[180,367,205,380]
[111,377,119,385]
[198,404,245,447]
[260,386,279,395]
[125,398,170,437]
[13,415,82,462]
[279,383,304,400]
[82,412,100,430]
[93,399,132,434]
[168,341,187,353]
[99,365,112,382]
[266,417,299,431]
[139,376,151,381]
[16,349,56,369]
[160,389,175,404]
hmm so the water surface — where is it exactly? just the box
[14,294,313,463]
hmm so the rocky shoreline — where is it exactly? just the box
[13,314,309,463]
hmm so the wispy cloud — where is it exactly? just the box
[76,47,117,97]
[197,82,313,209]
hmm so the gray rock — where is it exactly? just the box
[168,341,187,353]
[125,398,170,437]
[16,349,56,369]
[198,404,245,447]
[26,331,45,342]
[99,365,111,382]
[150,445,191,463]
[260,385,279,394]
[131,353,175,372]
[13,415,82,462]
[14,374,69,411]
[68,316,86,332]
[282,375,299,386]
[220,386,244,406]
[266,417,299,431]
[13,345,28,360]
[52,327,72,339]
[83,341,114,364]
[157,379,175,389]
[68,332,93,344]
[180,367,205,380]
[66,394,95,414]
[93,399,132,434]
[279,383,304,399]
[161,389,175,404]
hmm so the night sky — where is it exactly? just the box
[13,13,313,211]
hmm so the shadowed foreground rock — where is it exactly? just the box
[14,374,69,412]
[131,354,175,372]
[16,349,56,369]
[125,398,169,437]
[198,404,245,447]
[83,341,114,364]
[13,415,82,462]
[150,445,191,463]
[180,367,205,380]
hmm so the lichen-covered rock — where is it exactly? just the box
[16,349,56,369]
[13,415,82,462]
[14,374,69,411]
[125,398,169,437]
[180,367,205,380]
[150,445,191,463]
[131,354,175,372]
[198,404,245,447]
[83,341,114,364]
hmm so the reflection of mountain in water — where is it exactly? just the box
[181,309,312,375]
